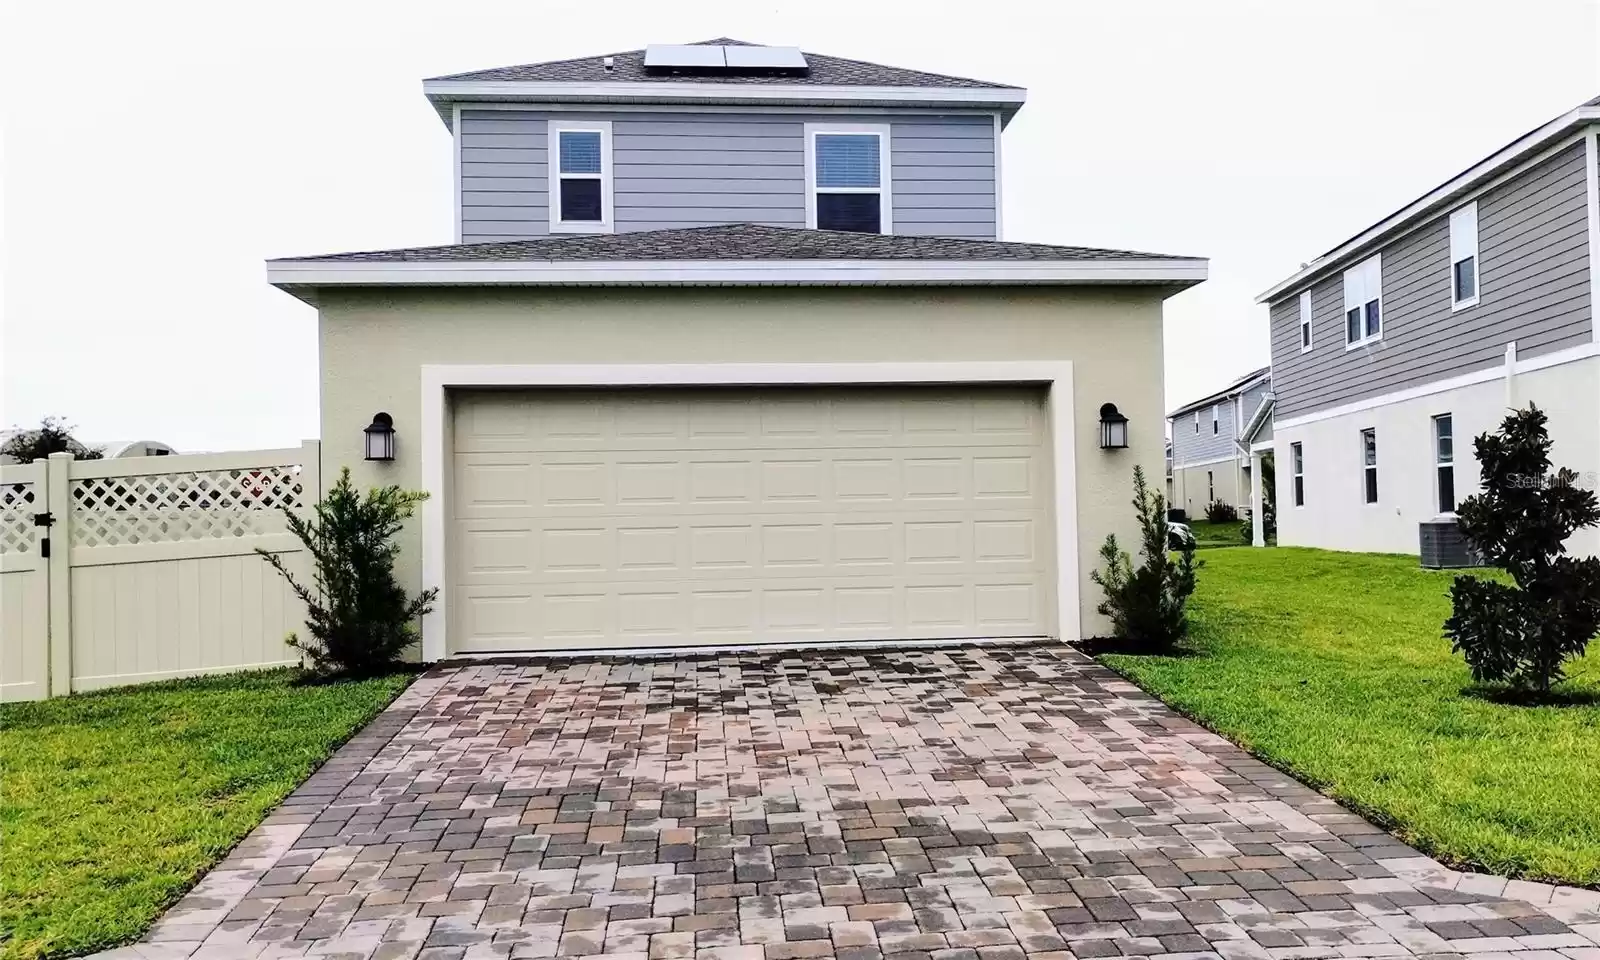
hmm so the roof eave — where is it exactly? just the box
[266,257,1206,305]
[1255,106,1600,304]
[424,79,1028,127]
[1166,370,1271,419]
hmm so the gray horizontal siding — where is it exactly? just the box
[1269,140,1593,422]
[457,109,996,242]
[1170,397,1237,467]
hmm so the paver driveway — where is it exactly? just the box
[113,645,1600,960]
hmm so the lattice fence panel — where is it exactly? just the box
[1,483,38,554]
[70,467,306,548]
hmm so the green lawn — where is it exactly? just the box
[1101,546,1600,887]
[1187,518,1251,549]
[0,669,413,960]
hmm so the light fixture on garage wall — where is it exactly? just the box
[1098,403,1129,450]
[364,412,396,461]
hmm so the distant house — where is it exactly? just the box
[0,431,177,465]
[1166,367,1272,520]
[1258,95,1599,558]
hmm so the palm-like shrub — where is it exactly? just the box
[1445,405,1600,694]
[1092,465,1201,651]
[260,468,438,675]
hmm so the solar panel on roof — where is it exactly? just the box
[722,45,807,69]
[643,44,727,68]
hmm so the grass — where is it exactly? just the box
[0,669,413,959]
[1100,546,1600,888]
[1186,518,1251,549]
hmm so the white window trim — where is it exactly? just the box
[1344,254,1384,350]
[547,120,614,234]
[1207,470,1214,502]
[1360,427,1379,505]
[1290,441,1305,508]
[1433,413,1457,515]
[1193,411,1200,434]
[1298,290,1314,353]
[1449,201,1480,310]
[1212,405,1219,435]
[804,122,894,234]
[418,360,1078,661]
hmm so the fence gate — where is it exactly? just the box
[0,441,320,700]
[0,461,51,701]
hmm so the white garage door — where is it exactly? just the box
[450,386,1056,651]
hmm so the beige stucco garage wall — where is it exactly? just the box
[315,284,1172,641]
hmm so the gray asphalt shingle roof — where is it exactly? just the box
[429,38,1018,89]
[272,224,1200,264]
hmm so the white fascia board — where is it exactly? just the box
[424,79,1028,110]
[267,257,1208,288]
[1256,107,1600,304]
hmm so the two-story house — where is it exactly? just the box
[1259,96,1599,558]
[266,39,1207,656]
[1166,367,1272,521]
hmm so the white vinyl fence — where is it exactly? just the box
[0,442,320,700]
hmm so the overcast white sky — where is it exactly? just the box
[3,0,1597,451]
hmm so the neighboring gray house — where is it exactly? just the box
[1166,367,1272,524]
[1258,96,1599,558]
[266,39,1207,655]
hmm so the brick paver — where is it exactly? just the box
[101,644,1600,960]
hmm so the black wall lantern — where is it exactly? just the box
[1098,403,1129,449]
[364,412,396,461]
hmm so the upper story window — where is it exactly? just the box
[807,124,892,234]
[1449,202,1479,309]
[549,121,613,233]
[1344,255,1382,348]
[1212,405,1219,435]
[1298,290,1313,353]
[1193,412,1200,434]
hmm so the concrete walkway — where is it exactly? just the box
[98,645,1600,959]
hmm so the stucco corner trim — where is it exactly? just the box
[418,361,1078,661]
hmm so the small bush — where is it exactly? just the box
[1445,405,1600,695]
[260,468,439,676]
[1091,465,1201,652]
[1205,500,1239,523]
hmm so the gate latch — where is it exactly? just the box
[34,512,53,558]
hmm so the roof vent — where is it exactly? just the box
[602,55,614,71]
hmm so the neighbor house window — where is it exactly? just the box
[1207,471,1214,502]
[1434,414,1456,513]
[1290,441,1305,507]
[1361,428,1378,503]
[1450,202,1479,308]
[1212,405,1220,435]
[1299,290,1313,352]
[548,121,613,232]
[807,124,891,234]
[1344,255,1382,347]
[1194,412,1200,434]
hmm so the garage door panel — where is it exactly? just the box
[454,448,1044,518]
[454,388,1045,453]
[455,511,1046,585]
[453,573,1050,651]
[451,386,1054,650]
